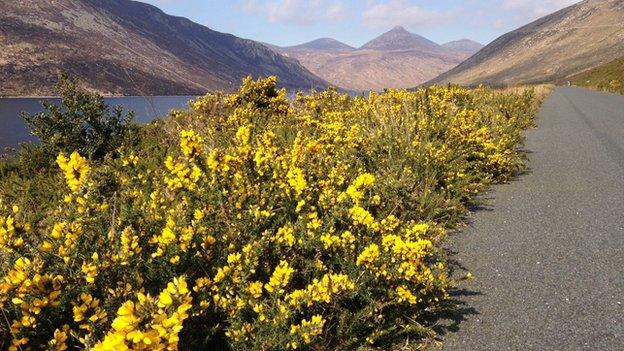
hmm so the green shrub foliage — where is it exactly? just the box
[22,75,135,161]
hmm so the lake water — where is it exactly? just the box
[0,96,197,153]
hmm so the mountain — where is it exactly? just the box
[272,27,481,92]
[0,0,327,96]
[284,38,355,52]
[431,0,624,87]
[360,26,443,53]
[442,39,484,54]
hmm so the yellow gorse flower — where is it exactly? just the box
[94,276,191,350]
[264,261,295,294]
[287,273,355,307]
[396,285,418,305]
[289,314,326,347]
[341,173,375,204]
[0,77,538,350]
[180,130,203,160]
[48,325,69,351]
[56,151,90,192]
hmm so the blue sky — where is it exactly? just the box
[143,0,579,47]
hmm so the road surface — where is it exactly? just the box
[442,87,624,350]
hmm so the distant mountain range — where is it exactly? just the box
[430,0,624,87]
[3,0,621,95]
[0,0,327,96]
[269,27,483,91]
[282,38,356,52]
[441,39,486,54]
[360,26,445,52]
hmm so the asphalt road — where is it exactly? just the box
[442,87,624,350]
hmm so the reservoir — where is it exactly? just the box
[0,96,197,153]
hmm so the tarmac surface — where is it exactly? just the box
[442,87,624,350]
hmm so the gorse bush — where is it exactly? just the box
[607,79,623,94]
[22,75,135,161]
[0,76,139,233]
[0,77,538,350]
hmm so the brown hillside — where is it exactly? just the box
[430,0,624,87]
[0,0,327,96]
[272,27,481,91]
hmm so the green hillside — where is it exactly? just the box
[571,56,624,94]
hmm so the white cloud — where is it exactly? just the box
[502,0,580,19]
[362,0,455,29]
[242,0,346,25]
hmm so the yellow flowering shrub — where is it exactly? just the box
[0,77,538,350]
[56,152,90,192]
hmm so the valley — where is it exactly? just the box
[269,27,483,91]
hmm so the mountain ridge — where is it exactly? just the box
[430,0,624,86]
[270,27,482,91]
[441,39,484,53]
[283,38,355,52]
[0,0,328,96]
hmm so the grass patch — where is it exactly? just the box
[570,56,624,95]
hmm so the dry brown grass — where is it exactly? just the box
[498,84,555,108]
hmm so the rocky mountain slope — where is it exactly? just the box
[360,26,443,52]
[430,0,624,86]
[0,0,327,96]
[271,27,482,92]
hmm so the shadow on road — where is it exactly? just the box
[419,250,482,338]
[429,161,536,340]
[433,290,482,335]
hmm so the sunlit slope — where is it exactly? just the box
[0,0,327,95]
[431,0,624,87]
[570,55,624,93]
[271,27,482,91]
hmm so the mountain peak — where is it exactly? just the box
[285,38,355,52]
[390,25,408,32]
[360,26,442,52]
[275,26,474,91]
[455,38,480,44]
